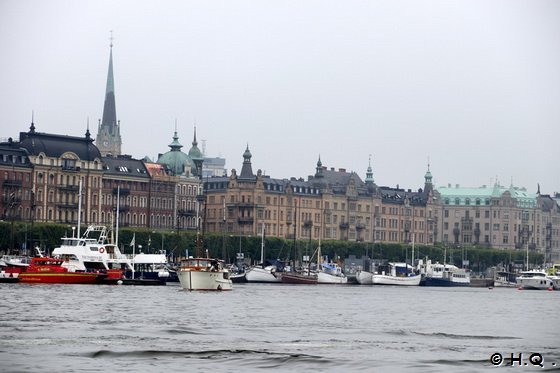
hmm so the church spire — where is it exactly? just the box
[96,31,122,156]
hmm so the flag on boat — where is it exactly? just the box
[130,233,135,247]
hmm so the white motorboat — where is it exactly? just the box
[177,257,232,291]
[51,225,132,282]
[355,270,373,285]
[245,264,283,283]
[372,263,421,286]
[317,262,347,284]
[516,270,554,290]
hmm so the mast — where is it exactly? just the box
[292,199,297,271]
[77,178,83,237]
[260,222,265,264]
[115,185,120,246]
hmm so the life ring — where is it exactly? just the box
[99,247,105,253]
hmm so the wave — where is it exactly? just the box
[412,331,520,340]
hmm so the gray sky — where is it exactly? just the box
[1,0,559,194]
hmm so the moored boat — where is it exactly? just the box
[317,262,347,284]
[372,262,420,286]
[245,261,284,283]
[516,270,553,290]
[417,259,470,287]
[355,269,373,285]
[177,257,232,291]
[18,256,106,284]
[281,271,318,284]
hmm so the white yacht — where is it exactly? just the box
[516,270,554,290]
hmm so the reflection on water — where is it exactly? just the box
[1,283,558,372]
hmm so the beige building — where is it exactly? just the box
[436,183,560,261]
[202,147,439,247]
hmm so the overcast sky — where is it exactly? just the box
[1,0,558,194]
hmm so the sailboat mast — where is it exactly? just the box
[77,178,83,237]
[260,222,265,264]
[115,185,120,246]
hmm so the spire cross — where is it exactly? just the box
[109,30,114,48]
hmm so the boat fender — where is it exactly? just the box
[217,285,222,291]
[99,248,105,253]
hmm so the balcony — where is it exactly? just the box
[2,196,22,204]
[339,222,349,230]
[303,220,313,229]
[356,223,366,231]
[57,184,79,191]
[238,217,254,224]
[3,179,22,187]
[113,188,130,196]
[178,209,196,217]
[61,165,81,172]
[56,203,79,209]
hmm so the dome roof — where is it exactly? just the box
[157,130,189,175]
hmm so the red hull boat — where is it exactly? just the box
[18,257,106,284]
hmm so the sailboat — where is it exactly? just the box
[245,224,283,283]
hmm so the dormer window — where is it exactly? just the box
[62,158,76,170]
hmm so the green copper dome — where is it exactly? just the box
[157,130,189,176]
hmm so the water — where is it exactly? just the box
[1,283,558,372]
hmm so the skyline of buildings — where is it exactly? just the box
[1,39,558,262]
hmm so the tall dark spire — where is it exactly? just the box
[96,31,122,156]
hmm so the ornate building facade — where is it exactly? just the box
[202,147,439,247]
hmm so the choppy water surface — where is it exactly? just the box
[1,283,558,372]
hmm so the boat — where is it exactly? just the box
[317,262,347,284]
[0,266,20,283]
[245,224,284,283]
[245,259,284,283]
[493,270,517,287]
[355,269,373,285]
[516,270,554,290]
[126,251,177,285]
[372,262,421,286]
[417,259,470,287]
[18,255,106,284]
[177,257,232,291]
[51,225,131,284]
[281,270,318,284]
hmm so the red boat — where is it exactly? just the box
[18,256,107,284]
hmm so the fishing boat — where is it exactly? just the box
[281,270,318,284]
[372,262,421,286]
[417,259,470,287]
[516,270,554,290]
[18,255,106,284]
[177,257,232,291]
[317,262,347,284]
